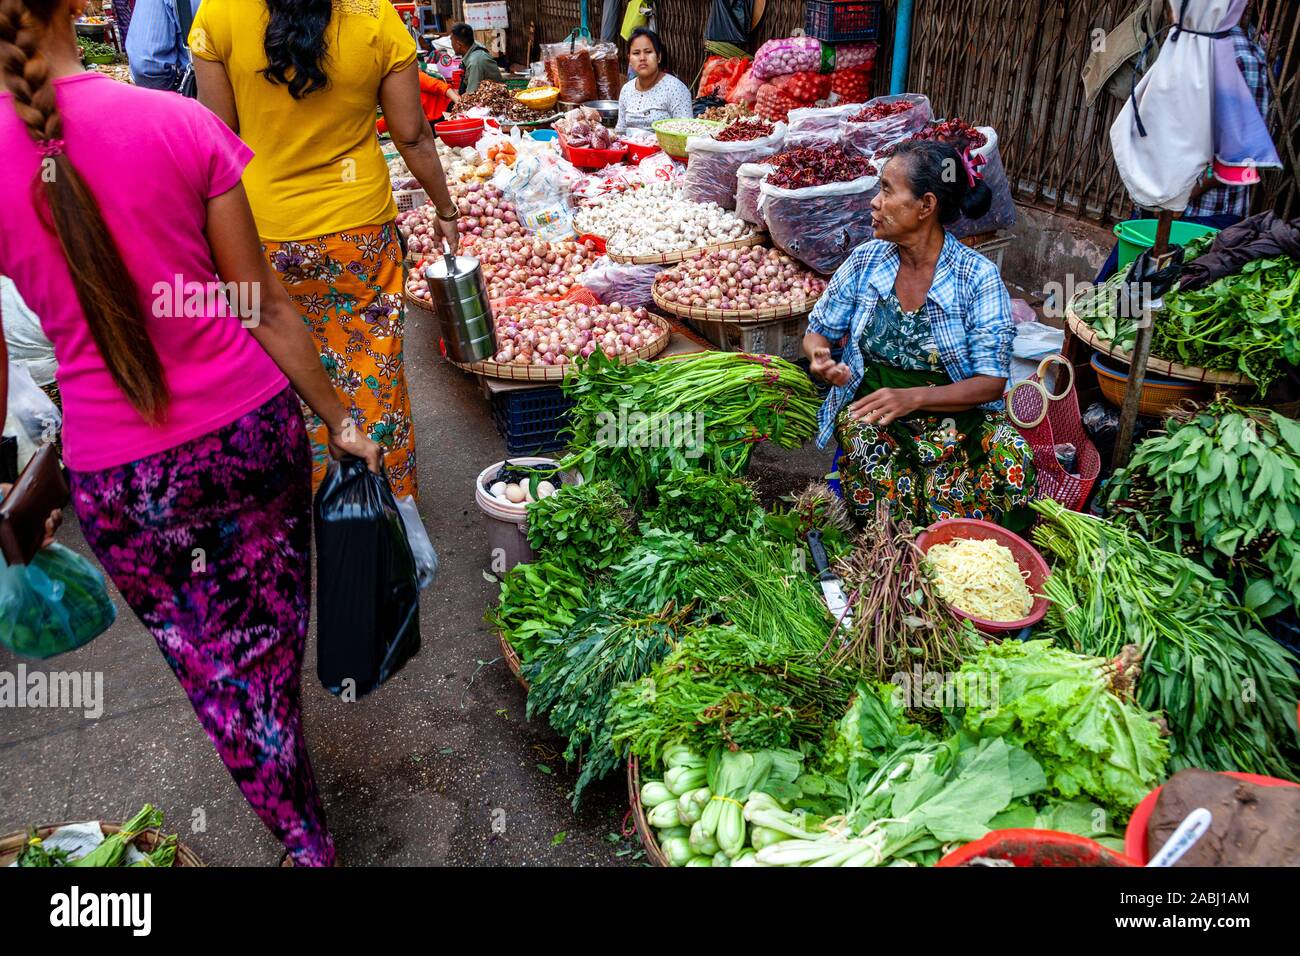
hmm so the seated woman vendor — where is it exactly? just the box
[803,140,1036,530]
[615,28,693,134]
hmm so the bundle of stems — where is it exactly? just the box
[828,508,976,684]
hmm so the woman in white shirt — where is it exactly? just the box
[615,28,693,134]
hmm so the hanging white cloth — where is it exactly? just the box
[1110,0,1280,211]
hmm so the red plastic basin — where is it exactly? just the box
[622,139,662,163]
[1124,771,1300,864]
[936,829,1137,867]
[915,518,1051,634]
[435,117,490,148]
[559,132,627,170]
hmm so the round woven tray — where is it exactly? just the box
[626,757,671,868]
[1064,309,1250,386]
[651,280,821,323]
[497,628,528,691]
[604,232,766,266]
[444,312,672,382]
[0,822,204,867]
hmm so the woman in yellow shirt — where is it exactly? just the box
[190,0,459,500]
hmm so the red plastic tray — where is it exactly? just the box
[559,132,628,170]
[914,518,1051,634]
[622,139,662,163]
[1124,771,1300,864]
[936,829,1136,867]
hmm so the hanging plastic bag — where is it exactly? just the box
[839,93,932,158]
[699,55,751,99]
[0,542,116,659]
[544,39,598,105]
[394,495,438,589]
[759,172,880,274]
[578,256,663,306]
[682,121,785,209]
[314,457,420,698]
[735,162,774,225]
[591,40,623,100]
[727,66,763,106]
[945,127,1016,239]
[5,360,60,473]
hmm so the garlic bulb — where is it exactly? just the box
[574,182,754,258]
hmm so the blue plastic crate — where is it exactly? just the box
[490,385,575,455]
[805,0,883,43]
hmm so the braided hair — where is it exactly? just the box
[0,0,169,422]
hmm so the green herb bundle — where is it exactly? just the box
[1032,499,1300,780]
[606,528,706,613]
[486,560,589,663]
[644,470,763,542]
[762,481,856,564]
[608,624,856,766]
[1107,400,1300,617]
[559,351,820,505]
[524,480,635,575]
[525,605,689,805]
[954,639,1169,814]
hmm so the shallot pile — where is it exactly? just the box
[397,181,526,256]
[655,246,827,312]
[490,301,664,366]
[700,102,753,124]
[766,145,876,189]
[407,236,600,302]
[715,117,776,142]
[574,183,754,258]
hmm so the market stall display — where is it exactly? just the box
[760,145,879,274]
[449,79,556,125]
[572,182,760,263]
[681,118,784,210]
[652,246,826,320]
[397,181,526,258]
[652,117,723,159]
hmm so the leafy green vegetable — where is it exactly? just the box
[67,805,164,868]
[1032,499,1300,781]
[608,624,856,766]
[606,528,705,613]
[1107,400,1300,617]
[953,639,1169,814]
[486,559,589,663]
[524,480,636,575]
[644,470,763,542]
[762,481,855,565]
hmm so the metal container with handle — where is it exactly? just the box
[424,242,496,364]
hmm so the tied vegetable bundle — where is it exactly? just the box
[1032,499,1300,780]
[558,351,820,505]
[524,480,636,576]
[1106,400,1300,618]
[17,805,179,868]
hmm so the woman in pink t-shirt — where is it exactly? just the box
[0,0,382,867]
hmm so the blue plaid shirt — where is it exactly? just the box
[1184,26,1273,219]
[807,233,1014,448]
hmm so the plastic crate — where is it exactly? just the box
[489,386,575,454]
[805,0,884,43]
[687,316,809,362]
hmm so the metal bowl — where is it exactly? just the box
[582,99,620,128]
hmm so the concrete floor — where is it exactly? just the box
[0,314,831,866]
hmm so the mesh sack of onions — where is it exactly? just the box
[750,37,876,81]
[681,118,784,210]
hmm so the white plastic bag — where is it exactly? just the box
[494,155,575,241]
[946,127,1016,239]
[759,173,880,274]
[682,122,785,209]
[1,277,56,387]
[839,93,932,157]
[784,104,859,150]
[578,257,663,306]
[395,495,438,589]
[5,360,60,470]
[1010,321,1065,389]
[735,162,774,226]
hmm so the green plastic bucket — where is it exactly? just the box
[1113,219,1220,270]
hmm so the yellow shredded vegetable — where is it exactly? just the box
[924,537,1033,622]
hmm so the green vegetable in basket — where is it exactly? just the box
[661,835,694,867]
[647,800,682,829]
[524,480,636,575]
[644,470,763,542]
[678,787,710,826]
[485,559,588,664]
[131,834,178,867]
[689,820,720,857]
[16,831,69,867]
[663,764,707,796]
[68,805,163,868]
[640,780,675,807]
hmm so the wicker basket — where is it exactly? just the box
[1064,308,1249,386]
[496,628,529,690]
[1090,352,1211,416]
[605,232,766,266]
[652,280,820,323]
[652,118,722,159]
[626,758,671,867]
[515,86,560,111]
[0,822,204,867]
[445,313,673,382]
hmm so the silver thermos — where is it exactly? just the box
[424,246,496,363]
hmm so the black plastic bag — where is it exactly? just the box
[705,0,752,44]
[314,457,420,698]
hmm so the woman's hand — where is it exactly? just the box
[447,88,461,105]
[0,483,61,549]
[848,387,920,428]
[434,214,460,255]
[327,421,384,474]
[808,346,852,387]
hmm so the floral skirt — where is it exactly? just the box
[263,221,418,500]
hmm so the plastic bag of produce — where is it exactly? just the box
[760,173,880,274]
[830,65,873,104]
[544,40,598,105]
[5,361,60,471]
[840,93,932,158]
[591,40,623,100]
[751,37,876,80]
[0,542,116,659]
[494,155,575,241]
[578,256,664,306]
[315,457,420,698]
[784,103,862,150]
[946,127,1016,239]
[699,55,751,99]
[727,65,763,106]
[735,162,774,225]
[682,121,785,209]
